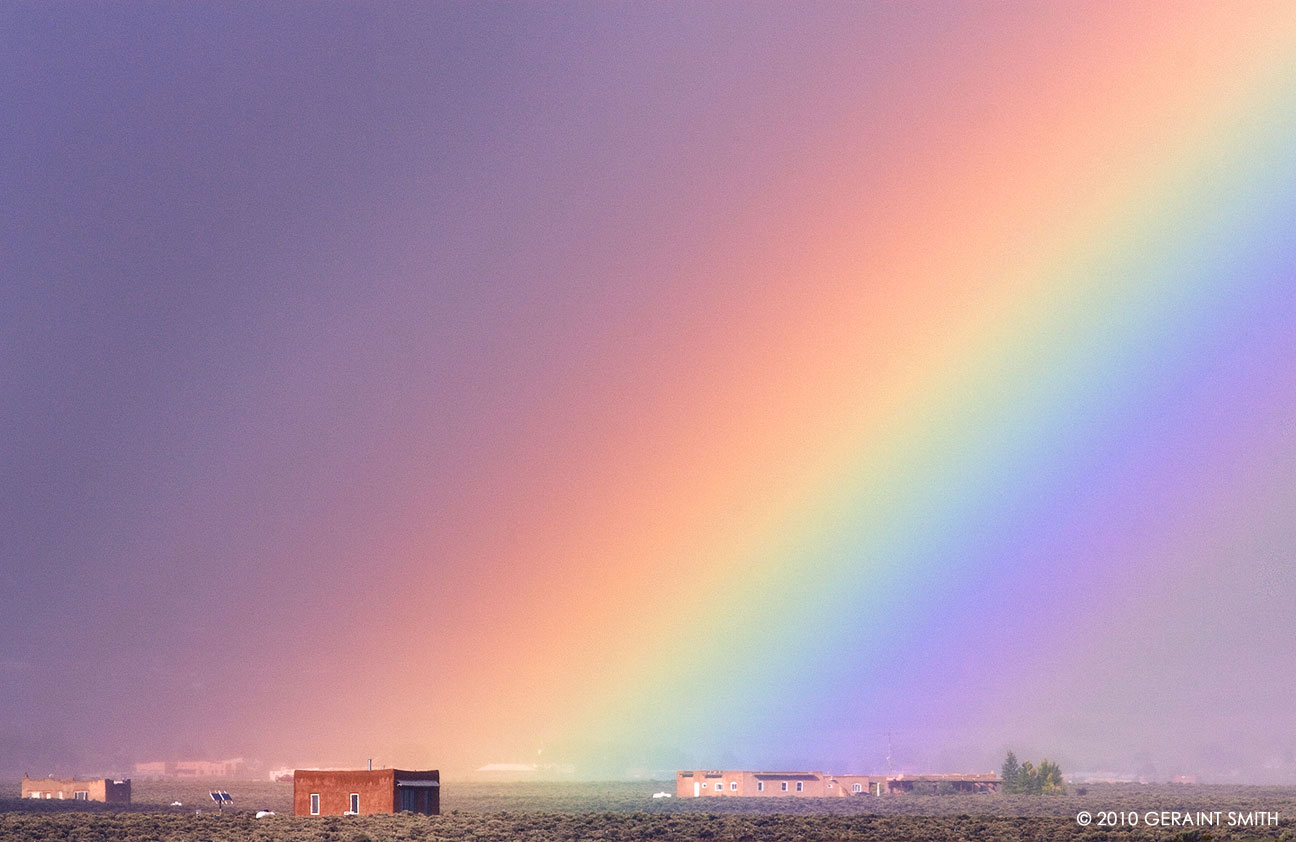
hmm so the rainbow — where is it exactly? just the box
[273,3,1296,776]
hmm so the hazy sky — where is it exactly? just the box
[4,3,1296,781]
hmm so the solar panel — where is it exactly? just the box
[221,792,234,803]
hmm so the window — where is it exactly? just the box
[350,793,360,813]
[796,782,804,792]
[757,781,764,792]
[827,782,833,789]
[28,792,40,799]
[714,782,722,791]
[730,782,738,791]
[780,782,788,792]
[74,791,89,801]
[310,793,320,815]
[852,783,862,793]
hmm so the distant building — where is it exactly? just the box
[677,770,880,797]
[293,768,439,816]
[676,770,999,797]
[133,758,247,779]
[21,775,131,804]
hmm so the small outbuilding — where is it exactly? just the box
[293,768,439,816]
[21,775,131,804]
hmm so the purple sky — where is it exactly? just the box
[4,3,1296,782]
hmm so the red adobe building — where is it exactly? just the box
[677,770,878,797]
[293,768,440,816]
[21,775,131,804]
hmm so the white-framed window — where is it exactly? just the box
[350,793,360,813]
[74,791,89,800]
[780,781,788,792]
[796,782,804,792]
[852,783,862,793]
[28,792,40,799]
[827,782,833,788]
[730,781,738,791]
[714,782,722,791]
[757,781,764,792]
[310,793,320,815]
[44,792,52,799]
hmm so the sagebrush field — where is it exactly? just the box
[1,780,1292,841]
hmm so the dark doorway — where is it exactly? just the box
[398,786,437,814]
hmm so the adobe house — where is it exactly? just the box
[21,775,131,804]
[827,774,887,796]
[293,768,439,816]
[677,770,844,797]
[677,770,997,797]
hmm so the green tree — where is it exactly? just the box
[1002,751,1064,795]
[1016,761,1039,794]
[1037,759,1065,794]
[1000,751,1020,793]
